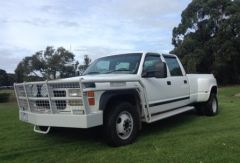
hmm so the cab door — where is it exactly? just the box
[141,53,172,114]
[141,53,169,102]
[162,55,190,109]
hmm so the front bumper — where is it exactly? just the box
[19,111,103,128]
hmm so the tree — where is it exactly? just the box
[15,57,33,82]
[0,69,8,86]
[15,46,78,81]
[6,74,16,86]
[0,69,16,86]
[172,0,240,84]
[78,55,92,75]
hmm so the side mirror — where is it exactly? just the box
[142,61,167,78]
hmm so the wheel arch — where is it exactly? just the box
[100,89,142,128]
[207,85,218,100]
[210,86,217,95]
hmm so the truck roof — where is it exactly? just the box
[101,52,177,58]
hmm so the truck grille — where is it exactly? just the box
[53,90,66,97]
[55,100,66,110]
[30,100,50,113]
[14,81,83,114]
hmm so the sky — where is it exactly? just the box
[0,0,191,73]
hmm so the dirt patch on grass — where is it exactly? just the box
[235,93,240,97]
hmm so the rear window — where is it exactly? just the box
[163,56,183,76]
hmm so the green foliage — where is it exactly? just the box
[172,0,240,84]
[0,86,240,162]
[15,46,78,82]
[6,74,16,86]
[0,93,10,102]
[0,69,16,86]
[0,69,8,86]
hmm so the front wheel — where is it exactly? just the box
[104,102,139,147]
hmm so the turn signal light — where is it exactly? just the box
[88,98,95,105]
[87,91,95,97]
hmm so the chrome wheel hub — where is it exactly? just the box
[116,111,133,140]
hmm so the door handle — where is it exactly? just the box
[167,81,171,85]
[184,80,187,84]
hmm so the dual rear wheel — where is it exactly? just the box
[196,93,219,116]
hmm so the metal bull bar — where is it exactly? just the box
[14,80,86,115]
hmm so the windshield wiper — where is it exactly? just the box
[84,72,100,75]
[105,69,130,74]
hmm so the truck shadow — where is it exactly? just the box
[140,110,198,137]
[48,126,103,144]
[49,110,199,145]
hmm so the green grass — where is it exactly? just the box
[0,86,240,162]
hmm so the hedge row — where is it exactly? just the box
[0,93,10,103]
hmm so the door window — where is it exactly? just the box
[164,56,183,76]
[143,54,162,72]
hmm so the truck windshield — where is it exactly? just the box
[84,53,142,75]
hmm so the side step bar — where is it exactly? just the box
[34,125,51,134]
[149,106,195,123]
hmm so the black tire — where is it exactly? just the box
[103,102,139,147]
[203,93,219,116]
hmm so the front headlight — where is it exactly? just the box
[31,85,38,97]
[40,84,48,97]
[68,89,81,97]
[69,100,83,106]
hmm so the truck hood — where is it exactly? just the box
[57,74,140,82]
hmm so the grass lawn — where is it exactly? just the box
[0,86,240,163]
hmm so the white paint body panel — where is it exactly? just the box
[187,74,217,103]
[19,110,103,128]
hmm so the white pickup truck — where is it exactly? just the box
[14,52,218,146]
